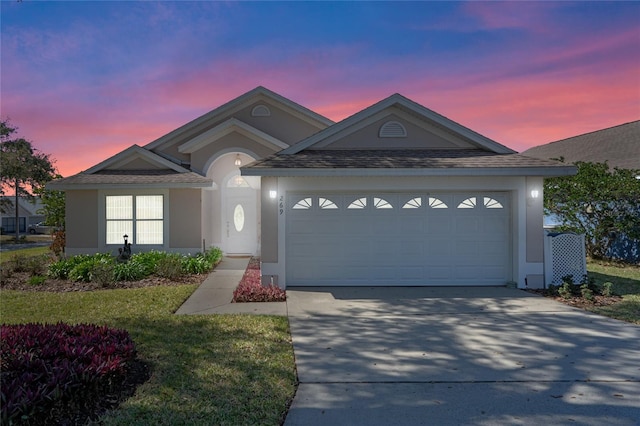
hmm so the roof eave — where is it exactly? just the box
[47,181,213,191]
[242,166,577,178]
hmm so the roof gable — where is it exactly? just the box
[85,145,191,174]
[282,94,515,155]
[145,86,333,152]
[178,118,289,154]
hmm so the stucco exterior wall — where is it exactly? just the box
[260,177,279,264]
[66,190,99,251]
[190,133,277,175]
[316,112,476,150]
[261,175,544,289]
[105,157,164,170]
[235,102,326,145]
[169,188,203,249]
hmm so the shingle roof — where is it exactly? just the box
[48,169,212,190]
[242,149,575,177]
[522,121,640,170]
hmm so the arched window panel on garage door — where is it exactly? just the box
[457,197,477,209]
[348,197,367,209]
[373,197,393,209]
[319,197,338,209]
[292,198,312,210]
[402,197,422,209]
[428,197,448,209]
[484,197,504,209]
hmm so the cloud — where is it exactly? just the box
[1,1,638,176]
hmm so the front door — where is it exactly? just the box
[225,188,257,254]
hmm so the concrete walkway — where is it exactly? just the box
[284,286,640,426]
[175,256,287,316]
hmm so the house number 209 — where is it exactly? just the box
[279,196,284,215]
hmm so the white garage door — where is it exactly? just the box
[286,192,511,286]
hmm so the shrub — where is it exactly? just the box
[602,281,614,297]
[546,284,559,296]
[0,266,13,285]
[28,275,47,286]
[155,254,184,280]
[69,258,102,282]
[558,282,574,299]
[8,253,29,273]
[580,283,594,302]
[113,261,147,282]
[181,255,210,274]
[129,251,165,276]
[49,230,66,257]
[45,248,224,284]
[580,274,599,293]
[203,247,223,266]
[1,322,137,425]
[48,254,110,280]
[91,259,116,288]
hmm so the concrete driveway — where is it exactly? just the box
[284,287,640,426]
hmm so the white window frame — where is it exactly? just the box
[99,189,169,249]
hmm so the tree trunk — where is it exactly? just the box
[14,179,20,243]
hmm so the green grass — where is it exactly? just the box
[0,246,51,264]
[587,259,640,324]
[0,286,296,425]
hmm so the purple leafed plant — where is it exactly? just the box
[1,322,137,425]
[232,257,286,303]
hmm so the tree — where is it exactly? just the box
[544,161,640,260]
[0,120,57,242]
[36,180,66,230]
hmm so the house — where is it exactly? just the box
[522,120,640,171]
[49,87,575,288]
[0,196,45,234]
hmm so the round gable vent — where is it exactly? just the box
[379,120,407,138]
[251,104,271,117]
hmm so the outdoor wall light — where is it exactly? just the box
[269,190,277,199]
[530,189,540,199]
[234,154,242,166]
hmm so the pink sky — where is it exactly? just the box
[2,1,638,177]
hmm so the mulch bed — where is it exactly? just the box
[527,289,623,309]
[1,272,204,292]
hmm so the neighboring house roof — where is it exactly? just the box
[522,121,640,170]
[243,149,574,177]
[0,196,44,217]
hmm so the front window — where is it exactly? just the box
[106,195,163,244]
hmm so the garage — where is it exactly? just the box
[243,92,575,289]
[286,191,511,286]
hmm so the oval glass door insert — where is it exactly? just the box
[233,204,245,232]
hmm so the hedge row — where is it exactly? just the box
[47,248,223,284]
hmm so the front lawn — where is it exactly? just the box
[586,259,640,324]
[1,286,296,425]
